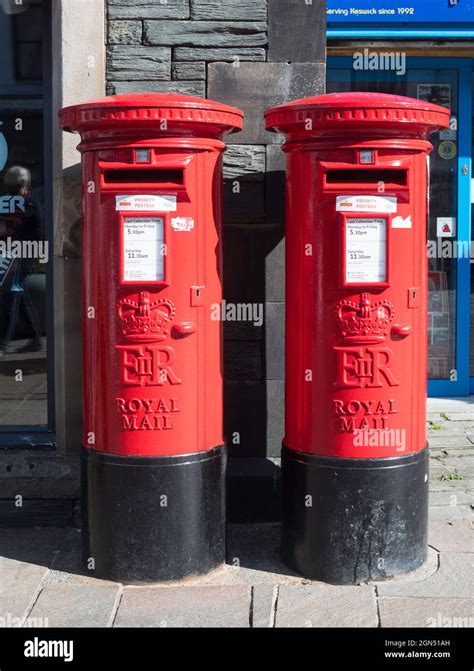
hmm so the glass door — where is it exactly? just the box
[327,57,472,396]
[469,68,474,394]
[0,0,54,436]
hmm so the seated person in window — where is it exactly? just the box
[0,166,43,355]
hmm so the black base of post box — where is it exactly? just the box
[81,445,226,582]
[281,445,429,584]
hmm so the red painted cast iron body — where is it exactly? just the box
[265,93,450,459]
[60,93,243,457]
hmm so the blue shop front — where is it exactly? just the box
[327,0,474,396]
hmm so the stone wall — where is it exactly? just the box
[106,0,327,519]
[107,0,267,97]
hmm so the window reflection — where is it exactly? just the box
[0,0,47,428]
[1,0,43,84]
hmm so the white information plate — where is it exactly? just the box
[336,195,397,213]
[123,216,165,282]
[345,217,387,284]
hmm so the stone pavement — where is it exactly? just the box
[0,398,472,628]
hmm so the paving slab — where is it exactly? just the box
[429,479,467,493]
[445,413,474,421]
[429,505,473,520]
[429,520,474,553]
[377,553,474,599]
[437,456,474,476]
[429,458,452,478]
[429,436,473,448]
[0,528,66,624]
[436,448,474,458]
[430,421,474,430]
[252,584,277,628]
[115,586,251,627]
[428,398,474,411]
[429,491,472,506]
[428,428,474,439]
[275,584,378,628]
[0,558,49,625]
[430,458,470,477]
[427,413,444,422]
[28,584,121,627]
[0,518,471,628]
[378,597,474,628]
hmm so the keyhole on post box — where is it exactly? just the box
[191,285,206,307]
[408,287,420,308]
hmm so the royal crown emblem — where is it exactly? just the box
[117,291,176,342]
[336,293,394,344]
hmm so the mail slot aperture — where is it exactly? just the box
[325,168,408,189]
[103,168,184,185]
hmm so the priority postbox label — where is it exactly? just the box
[116,194,177,212]
[336,195,397,213]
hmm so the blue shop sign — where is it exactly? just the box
[327,0,474,23]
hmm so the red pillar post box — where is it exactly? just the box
[59,93,243,581]
[265,93,450,584]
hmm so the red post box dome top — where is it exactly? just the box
[59,92,243,137]
[265,92,450,139]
